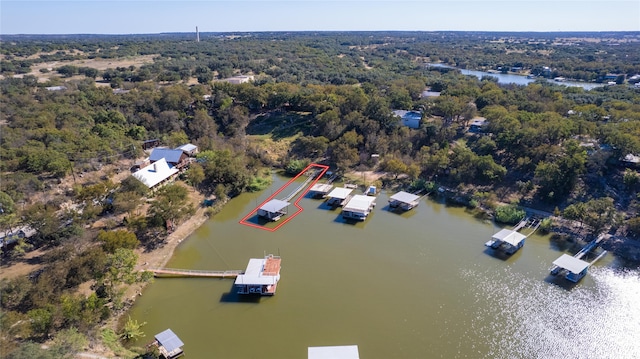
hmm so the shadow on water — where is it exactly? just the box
[244,214,275,227]
[219,287,262,304]
[544,274,580,291]
[384,205,419,219]
[317,201,339,211]
[483,247,522,262]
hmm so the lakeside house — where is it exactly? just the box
[392,110,422,129]
[175,143,199,157]
[149,148,189,170]
[132,158,179,189]
[468,117,488,133]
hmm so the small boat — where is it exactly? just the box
[365,185,376,196]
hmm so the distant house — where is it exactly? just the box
[225,75,254,84]
[621,154,640,168]
[468,117,488,133]
[1,226,36,249]
[132,158,179,189]
[421,90,441,98]
[142,139,160,150]
[149,148,189,169]
[392,110,422,129]
[45,86,67,91]
[175,143,199,157]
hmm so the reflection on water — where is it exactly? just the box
[463,266,640,359]
[128,174,640,358]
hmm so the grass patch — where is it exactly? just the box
[100,328,139,358]
[247,174,273,192]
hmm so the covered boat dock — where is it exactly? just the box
[153,329,184,359]
[551,254,590,282]
[234,255,281,295]
[326,187,354,207]
[310,183,334,198]
[257,199,290,221]
[342,195,376,221]
[485,229,527,254]
[389,191,420,211]
[308,345,360,359]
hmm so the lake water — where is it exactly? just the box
[428,64,604,90]
[128,174,640,358]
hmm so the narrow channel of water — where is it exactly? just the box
[128,174,640,358]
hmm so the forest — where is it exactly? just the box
[1,31,639,358]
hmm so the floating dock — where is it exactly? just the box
[235,254,281,295]
[342,194,376,221]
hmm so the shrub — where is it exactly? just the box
[494,204,525,225]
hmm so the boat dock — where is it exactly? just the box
[389,191,421,211]
[326,187,355,207]
[148,268,244,278]
[235,254,282,295]
[550,235,607,282]
[282,169,321,202]
[342,194,377,221]
[485,217,541,254]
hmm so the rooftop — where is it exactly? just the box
[308,345,360,359]
[343,195,376,212]
[176,143,197,152]
[327,187,354,200]
[235,256,281,286]
[149,148,185,164]
[310,183,334,193]
[155,329,184,353]
[132,158,178,188]
[389,191,420,204]
[553,254,590,274]
[259,199,290,213]
[492,229,527,247]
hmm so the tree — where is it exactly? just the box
[184,163,205,187]
[120,316,146,341]
[381,158,407,179]
[582,197,616,236]
[97,248,149,308]
[147,184,194,228]
[97,230,139,253]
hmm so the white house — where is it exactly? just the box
[392,110,422,129]
[132,158,179,189]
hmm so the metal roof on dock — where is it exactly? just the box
[553,254,590,274]
[310,183,334,193]
[308,345,360,359]
[155,329,184,353]
[492,229,527,246]
[259,199,290,213]
[235,257,280,285]
[343,195,376,212]
[389,191,420,204]
[327,187,354,200]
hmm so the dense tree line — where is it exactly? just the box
[1,32,639,356]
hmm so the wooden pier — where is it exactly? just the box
[147,268,244,278]
[282,169,320,202]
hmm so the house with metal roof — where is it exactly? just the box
[175,143,198,157]
[149,148,189,169]
[153,329,184,359]
[235,255,281,295]
[132,158,179,189]
[257,199,290,221]
[551,254,590,282]
[342,195,376,221]
[389,191,420,211]
[308,345,360,359]
[326,187,354,207]
[485,228,527,254]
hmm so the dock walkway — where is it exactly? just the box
[282,170,319,202]
[148,268,244,278]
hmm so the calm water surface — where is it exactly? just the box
[129,175,640,358]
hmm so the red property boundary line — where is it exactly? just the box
[239,163,329,232]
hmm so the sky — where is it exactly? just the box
[1,0,639,35]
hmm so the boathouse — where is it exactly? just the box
[485,229,527,254]
[551,254,590,282]
[389,191,420,211]
[154,329,184,359]
[342,195,376,221]
[310,183,334,198]
[308,345,360,359]
[234,255,281,295]
[257,199,290,221]
[326,187,354,206]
